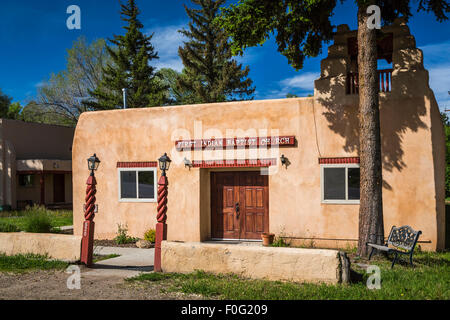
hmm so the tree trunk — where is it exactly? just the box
[356,4,385,257]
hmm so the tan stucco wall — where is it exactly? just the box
[72,21,445,251]
[72,94,444,250]
[161,241,347,284]
[0,233,82,262]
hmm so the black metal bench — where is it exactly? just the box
[367,225,422,268]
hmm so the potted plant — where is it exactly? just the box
[262,232,275,246]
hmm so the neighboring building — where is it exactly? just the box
[73,19,446,251]
[0,119,74,210]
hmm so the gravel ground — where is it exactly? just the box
[0,269,204,300]
[94,240,138,248]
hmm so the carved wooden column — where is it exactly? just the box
[81,174,97,266]
[154,174,168,272]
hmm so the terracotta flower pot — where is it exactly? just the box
[262,233,275,246]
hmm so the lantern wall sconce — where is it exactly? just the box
[87,154,101,175]
[184,157,193,169]
[280,154,290,168]
[158,153,172,176]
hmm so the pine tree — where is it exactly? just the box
[85,0,167,110]
[178,0,255,104]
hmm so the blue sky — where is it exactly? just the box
[0,0,449,111]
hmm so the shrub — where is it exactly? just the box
[270,236,290,247]
[0,221,20,233]
[114,223,139,244]
[23,206,52,233]
[144,229,156,243]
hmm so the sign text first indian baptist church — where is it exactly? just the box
[175,136,295,151]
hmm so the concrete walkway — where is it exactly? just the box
[82,246,154,279]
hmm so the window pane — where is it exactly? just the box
[121,171,137,199]
[324,168,346,200]
[348,168,360,200]
[138,171,154,199]
[19,175,34,187]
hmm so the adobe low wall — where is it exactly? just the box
[0,233,82,262]
[161,241,350,284]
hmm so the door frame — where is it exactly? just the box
[210,170,269,241]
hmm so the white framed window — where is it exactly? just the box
[321,164,360,204]
[118,168,157,202]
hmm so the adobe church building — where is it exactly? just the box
[72,19,446,251]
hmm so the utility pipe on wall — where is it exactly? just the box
[122,88,127,109]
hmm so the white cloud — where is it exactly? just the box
[256,72,318,99]
[147,24,187,72]
[279,72,318,91]
[420,41,450,111]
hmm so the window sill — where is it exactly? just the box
[119,199,157,203]
[321,200,360,205]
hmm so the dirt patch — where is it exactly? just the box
[0,269,205,300]
[94,239,138,248]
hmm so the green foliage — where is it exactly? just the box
[0,253,68,273]
[0,88,12,118]
[23,206,53,233]
[129,251,450,300]
[86,0,168,110]
[0,221,20,232]
[0,90,22,120]
[156,68,195,105]
[270,236,290,247]
[217,0,337,71]
[37,37,110,126]
[217,0,449,71]
[6,102,22,120]
[0,208,72,233]
[114,223,139,245]
[144,229,156,243]
[177,0,255,103]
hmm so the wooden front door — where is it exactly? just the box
[53,174,65,203]
[211,171,269,240]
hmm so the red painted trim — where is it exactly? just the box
[117,162,158,168]
[319,157,360,164]
[192,159,277,168]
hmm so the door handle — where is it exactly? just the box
[235,202,240,218]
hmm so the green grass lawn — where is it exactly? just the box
[0,253,69,273]
[128,250,450,300]
[0,208,72,233]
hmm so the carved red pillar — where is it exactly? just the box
[154,174,168,272]
[81,174,97,266]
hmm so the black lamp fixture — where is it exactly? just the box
[280,154,288,168]
[158,153,172,176]
[87,154,101,175]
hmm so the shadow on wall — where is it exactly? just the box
[315,77,428,192]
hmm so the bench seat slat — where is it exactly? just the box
[367,243,392,252]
